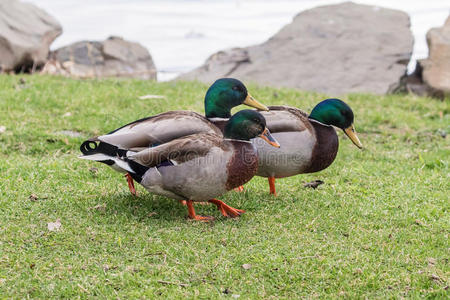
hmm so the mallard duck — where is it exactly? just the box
[80,78,268,195]
[80,110,280,220]
[251,98,363,196]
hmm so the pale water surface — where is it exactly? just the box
[28,0,450,80]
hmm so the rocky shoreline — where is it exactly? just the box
[178,2,414,96]
[0,0,449,97]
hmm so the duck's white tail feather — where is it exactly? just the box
[78,153,112,161]
[79,153,134,173]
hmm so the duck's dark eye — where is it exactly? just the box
[232,86,238,91]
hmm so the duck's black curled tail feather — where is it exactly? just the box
[80,139,99,155]
[80,139,117,166]
[80,139,121,157]
[80,140,97,155]
[79,139,149,183]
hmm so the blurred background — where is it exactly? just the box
[28,0,450,81]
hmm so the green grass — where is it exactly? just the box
[0,75,448,298]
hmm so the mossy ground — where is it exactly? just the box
[0,75,448,298]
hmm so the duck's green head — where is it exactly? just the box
[224,110,280,147]
[309,98,363,149]
[205,78,269,118]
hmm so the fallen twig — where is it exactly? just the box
[77,283,90,294]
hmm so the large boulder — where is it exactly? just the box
[178,2,414,95]
[419,15,450,95]
[42,36,157,80]
[0,0,62,72]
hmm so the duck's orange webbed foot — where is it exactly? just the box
[186,200,214,221]
[234,185,244,192]
[125,173,137,196]
[208,199,245,218]
[268,176,277,196]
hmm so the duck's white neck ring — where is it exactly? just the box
[208,117,230,122]
[308,118,333,128]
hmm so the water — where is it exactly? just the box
[28,0,450,80]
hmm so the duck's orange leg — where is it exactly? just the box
[268,176,277,196]
[125,173,137,196]
[186,200,214,221]
[208,199,245,218]
[234,185,244,192]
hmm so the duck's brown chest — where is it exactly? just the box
[304,122,339,173]
[225,142,258,190]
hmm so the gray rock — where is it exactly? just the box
[0,0,62,72]
[420,15,450,95]
[42,36,157,80]
[178,2,413,95]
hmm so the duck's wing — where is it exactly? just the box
[97,111,222,149]
[260,106,312,133]
[128,133,225,167]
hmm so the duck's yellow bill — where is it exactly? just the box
[243,94,269,111]
[344,124,363,149]
[259,128,280,148]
